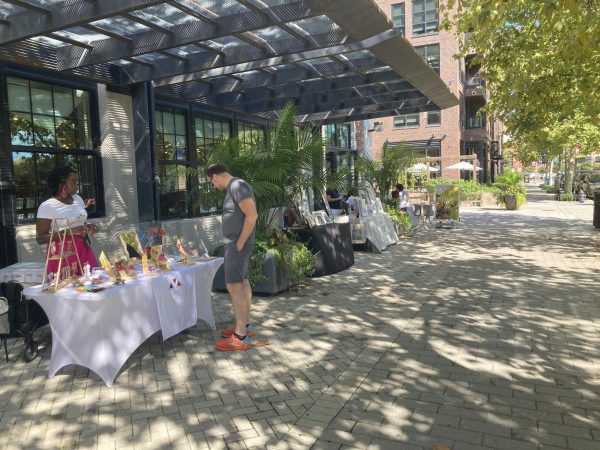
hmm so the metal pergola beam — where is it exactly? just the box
[284,96,432,117]
[156,63,407,104]
[150,28,401,87]
[56,0,318,71]
[296,102,439,125]
[0,0,166,46]
[235,85,426,115]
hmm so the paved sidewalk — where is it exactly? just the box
[1,187,600,449]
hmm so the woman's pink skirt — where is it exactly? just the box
[46,235,98,278]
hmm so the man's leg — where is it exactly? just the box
[226,280,252,337]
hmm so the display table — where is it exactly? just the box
[356,212,398,253]
[291,222,354,277]
[23,258,223,387]
[0,262,45,284]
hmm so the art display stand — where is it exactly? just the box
[41,219,82,292]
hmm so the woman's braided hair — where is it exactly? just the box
[45,166,77,198]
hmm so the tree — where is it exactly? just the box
[442,0,600,191]
[354,142,414,198]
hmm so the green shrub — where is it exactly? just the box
[384,205,413,236]
[558,193,574,201]
[494,172,527,209]
[249,234,316,287]
[424,177,497,195]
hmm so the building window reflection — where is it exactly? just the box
[7,76,100,222]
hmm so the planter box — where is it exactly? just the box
[481,192,499,207]
[213,251,291,295]
[503,195,518,210]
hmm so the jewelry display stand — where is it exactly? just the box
[41,218,83,292]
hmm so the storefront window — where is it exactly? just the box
[7,76,100,222]
[155,106,189,219]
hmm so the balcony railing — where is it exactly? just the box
[465,76,485,87]
[466,116,486,129]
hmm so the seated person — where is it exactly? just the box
[326,188,344,218]
[392,183,410,210]
[345,195,358,218]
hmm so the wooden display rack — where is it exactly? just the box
[41,218,83,292]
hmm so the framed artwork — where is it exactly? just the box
[313,210,332,226]
[119,231,144,259]
[435,185,460,220]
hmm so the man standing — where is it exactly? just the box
[206,163,258,351]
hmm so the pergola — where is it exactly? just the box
[0,0,458,124]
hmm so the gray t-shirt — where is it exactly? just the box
[222,177,256,244]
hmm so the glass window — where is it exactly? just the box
[415,44,440,74]
[427,110,441,125]
[155,106,190,219]
[413,0,438,35]
[195,113,231,214]
[7,76,100,222]
[393,113,420,128]
[238,121,264,151]
[323,123,351,149]
[391,3,405,35]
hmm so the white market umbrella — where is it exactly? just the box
[447,161,482,171]
[408,163,439,173]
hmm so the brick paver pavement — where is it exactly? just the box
[1,186,599,449]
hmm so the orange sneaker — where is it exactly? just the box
[215,335,252,351]
[221,323,255,338]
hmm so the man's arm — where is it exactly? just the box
[236,197,258,251]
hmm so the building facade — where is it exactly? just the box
[366,0,503,181]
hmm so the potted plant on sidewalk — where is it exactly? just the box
[494,172,527,210]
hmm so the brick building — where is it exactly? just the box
[361,0,503,181]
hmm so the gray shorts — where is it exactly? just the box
[224,241,255,284]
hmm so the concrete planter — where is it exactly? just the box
[213,251,291,295]
[503,195,518,210]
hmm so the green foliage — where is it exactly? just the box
[494,172,527,208]
[558,193,575,201]
[354,142,415,197]
[442,1,600,164]
[202,103,325,234]
[424,178,497,194]
[271,240,316,287]
[384,205,413,236]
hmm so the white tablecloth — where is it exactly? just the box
[0,262,45,284]
[23,258,223,387]
[362,213,398,252]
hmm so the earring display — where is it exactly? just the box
[42,218,83,292]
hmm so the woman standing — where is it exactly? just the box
[36,166,99,277]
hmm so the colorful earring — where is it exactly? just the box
[59,184,68,198]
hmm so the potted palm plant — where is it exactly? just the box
[207,103,322,294]
[494,171,527,210]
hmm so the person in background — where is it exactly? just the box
[206,163,258,351]
[36,166,99,277]
[391,183,410,210]
[326,187,344,218]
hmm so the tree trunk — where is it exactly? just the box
[565,149,576,195]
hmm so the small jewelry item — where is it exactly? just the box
[59,183,68,198]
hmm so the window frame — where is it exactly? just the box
[391,3,406,35]
[426,110,441,126]
[412,0,439,36]
[415,44,440,74]
[3,68,103,224]
[393,113,420,129]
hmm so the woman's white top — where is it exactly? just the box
[399,191,409,208]
[37,194,87,230]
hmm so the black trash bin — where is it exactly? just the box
[594,192,600,229]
